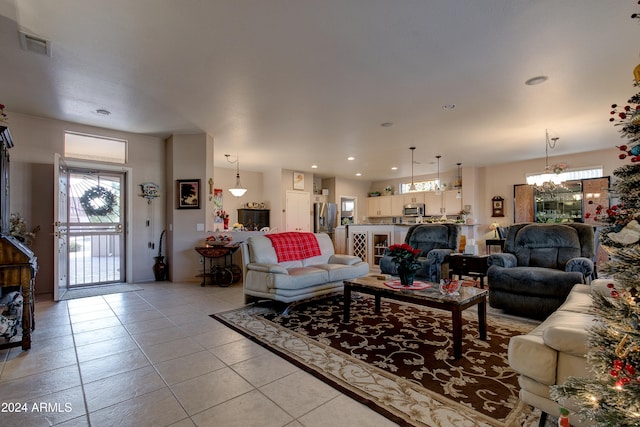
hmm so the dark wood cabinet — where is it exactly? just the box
[237,209,270,231]
[0,126,37,351]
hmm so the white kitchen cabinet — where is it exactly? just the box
[424,192,443,215]
[390,194,405,216]
[348,225,394,268]
[403,192,425,205]
[443,190,462,216]
[367,196,392,217]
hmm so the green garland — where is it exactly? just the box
[79,186,116,217]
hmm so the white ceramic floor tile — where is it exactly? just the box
[0,385,86,427]
[139,336,205,364]
[208,337,269,365]
[72,324,129,347]
[79,348,150,384]
[260,371,341,418]
[83,365,166,412]
[298,395,399,427]
[153,350,226,385]
[131,325,190,347]
[170,367,254,415]
[191,389,294,427]
[231,351,299,388]
[75,335,139,363]
[191,326,245,349]
[0,364,81,402]
[88,387,188,427]
[1,348,78,382]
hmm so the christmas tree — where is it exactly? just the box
[550,6,640,426]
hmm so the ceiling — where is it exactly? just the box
[0,1,638,181]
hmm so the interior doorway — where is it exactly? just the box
[340,196,357,225]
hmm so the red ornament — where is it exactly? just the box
[614,359,624,370]
[619,113,627,119]
[620,153,628,159]
[626,364,637,376]
[607,283,615,289]
[620,145,628,151]
[611,369,620,377]
[611,290,620,298]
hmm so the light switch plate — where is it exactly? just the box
[196,223,204,231]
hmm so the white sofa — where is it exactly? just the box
[508,279,610,426]
[240,232,369,304]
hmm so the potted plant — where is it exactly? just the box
[384,185,393,195]
[387,243,422,286]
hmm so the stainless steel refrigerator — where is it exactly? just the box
[313,202,338,241]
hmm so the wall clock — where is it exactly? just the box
[492,196,505,217]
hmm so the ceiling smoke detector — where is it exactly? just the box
[19,31,52,57]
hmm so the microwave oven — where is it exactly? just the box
[403,203,425,217]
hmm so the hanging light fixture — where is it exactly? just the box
[225,154,247,197]
[435,155,442,195]
[408,147,417,192]
[529,130,563,193]
[455,162,462,198]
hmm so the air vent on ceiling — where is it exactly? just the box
[19,31,52,57]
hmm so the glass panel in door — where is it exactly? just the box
[68,169,125,286]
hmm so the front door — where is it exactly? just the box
[67,168,125,287]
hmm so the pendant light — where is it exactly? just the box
[408,147,417,192]
[455,162,462,198]
[225,154,247,197]
[435,155,442,195]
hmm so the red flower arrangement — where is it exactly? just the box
[387,243,422,272]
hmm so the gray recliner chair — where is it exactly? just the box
[380,223,460,282]
[487,223,595,320]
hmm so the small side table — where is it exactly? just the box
[447,254,489,289]
[485,239,505,254]
[195,245,240,287]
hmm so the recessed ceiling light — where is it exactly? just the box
[442,104,456,110]
[391,166,398,170]
[96,109,111,116]
[525,75,548,85]
[311,165,318,169]
[347,156,355,161]
[380,122,393,127]
[355,173,362,177]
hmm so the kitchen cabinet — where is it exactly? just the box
[348,225,394,268]
[424,192,443,215]
[367,196,392,217]
[237,209,269,231]
[403,192,425,205]
[443,190,462,215]
[391,194,405,216]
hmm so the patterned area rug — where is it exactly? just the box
[212,295,544,427]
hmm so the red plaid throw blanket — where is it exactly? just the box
[265,232,321,262]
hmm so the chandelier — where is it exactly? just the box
[530,130,563,194]
[225,154,247,197]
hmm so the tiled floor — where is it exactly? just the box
[0,282,397,427]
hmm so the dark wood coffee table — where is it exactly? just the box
[343,275,487,359]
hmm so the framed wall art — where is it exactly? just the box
[177,179,200,209]
[491,195,505,217]
[293,171,305,190]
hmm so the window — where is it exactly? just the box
[525,166,603,186]
[65,132,127,164]
[400,179,439,194]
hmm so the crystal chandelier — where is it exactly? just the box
[530,130,563,193]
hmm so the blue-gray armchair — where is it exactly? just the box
[380,223,460,282]
[487,223,595,320]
